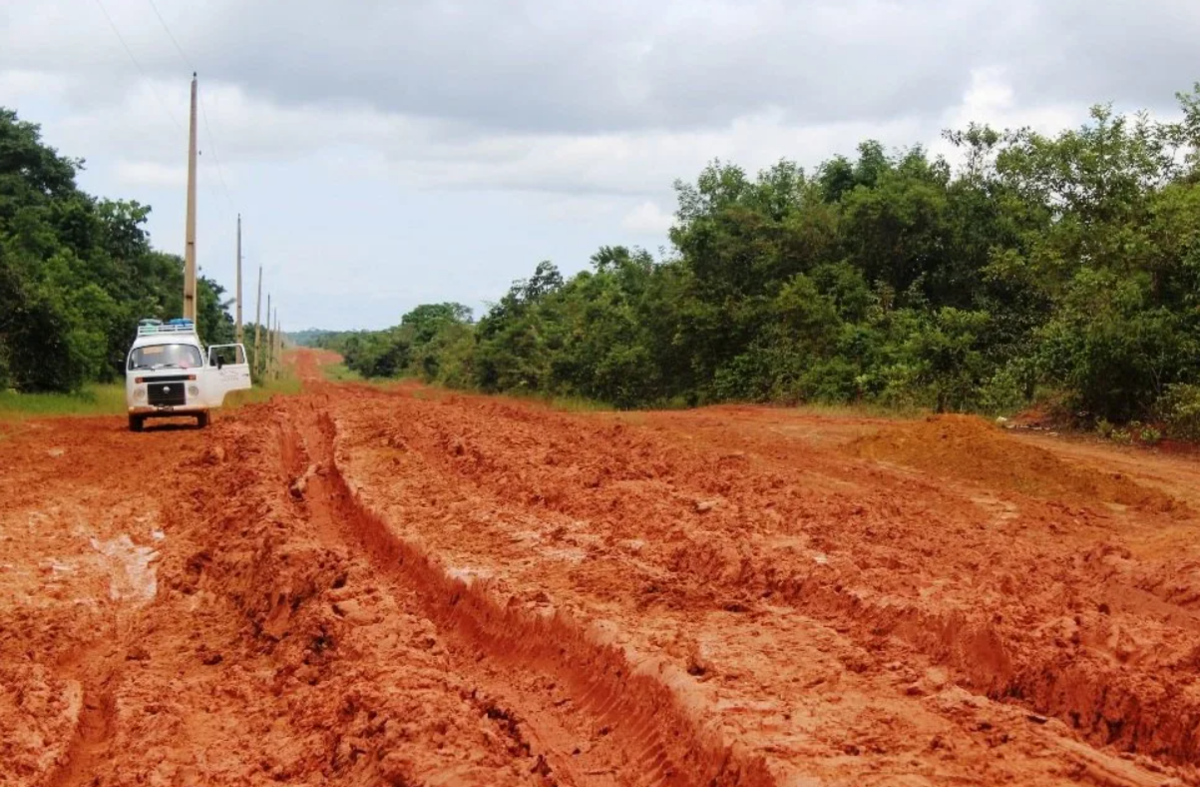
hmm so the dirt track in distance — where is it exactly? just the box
[4,348,1200,786]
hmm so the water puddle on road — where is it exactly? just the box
[90,534,159,605]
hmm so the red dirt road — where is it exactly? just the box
[4,348,1200,786]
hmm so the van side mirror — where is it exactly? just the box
[216,357,224,370]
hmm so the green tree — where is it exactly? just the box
[306,84,1200,425]
[0,107,235,391]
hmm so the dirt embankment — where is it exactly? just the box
[4,352,1200,786]
[852,414,1185,514]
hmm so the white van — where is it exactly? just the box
[124,319,251,431]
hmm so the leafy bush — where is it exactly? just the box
[977,364,1028,416]
[1157,384,1200,440]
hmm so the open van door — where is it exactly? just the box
[207,344,252,405]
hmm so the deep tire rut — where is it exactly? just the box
[285,397,778,787]
[42,633,121,787]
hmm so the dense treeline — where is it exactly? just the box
[323,87,1200,436]
[0,108,236,392]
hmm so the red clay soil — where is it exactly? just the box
[3,349,1200,786]
[851,414,1186,514]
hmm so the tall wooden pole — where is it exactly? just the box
[265,292,273,372]
[253,266,262,376]
[275,312,282,377]
[183,73,198,321]
[235,214,243,344]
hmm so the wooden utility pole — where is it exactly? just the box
[253,266,262,375]
[183,73,198,321]
[235,214,243,344]
[265,292,273,372]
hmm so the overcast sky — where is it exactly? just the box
[1,1,1196,330]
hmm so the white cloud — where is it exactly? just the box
[928,67,1092,164]
[622,201,674,236]
[4,0,1196,329]
[0,69,67,101]
[113,159,187,188]
[360,109,929,198]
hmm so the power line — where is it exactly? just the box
[101,0,255,317]
[141,0,238,212]
[91,0,184,134]
[200,94,237,212]
[144,0,194,71]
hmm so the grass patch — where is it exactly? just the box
[322,363,364,383]
[224,372,303,408]
[0,371,307,421]
[442,385,611,413]
[539,394,611,413]
[0,383,127,421]
[786,400,925,420]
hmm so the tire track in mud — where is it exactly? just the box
[4,418,184,787]
[664,486,1200,770]
[281,396,779,787]
[328,385,1200,784]
[8,357,1195,786]
[41,644,119,787]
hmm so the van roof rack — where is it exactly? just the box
[137,318,196,337]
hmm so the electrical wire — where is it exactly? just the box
[91,0,184,134]
[199,94,237,212]
[99,0,261,316]
[141,0,238,213]
[144,0,194,70]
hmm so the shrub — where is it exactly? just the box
[1157,384,1200,441]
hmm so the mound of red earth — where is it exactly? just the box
[4,351,1200,786]
[852,414,1184,514]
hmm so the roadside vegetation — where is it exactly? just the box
[315,87,1200,438]
[0,369,300,421]
[0,108,265,396]
[0,383,126,420]
[321,362,364,383]
[224,369,303,408]
[8,86,1200,437]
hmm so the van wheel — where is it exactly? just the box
[196,412,210,429]
[128,415,144,432]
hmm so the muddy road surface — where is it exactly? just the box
[4,349,1200,786]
